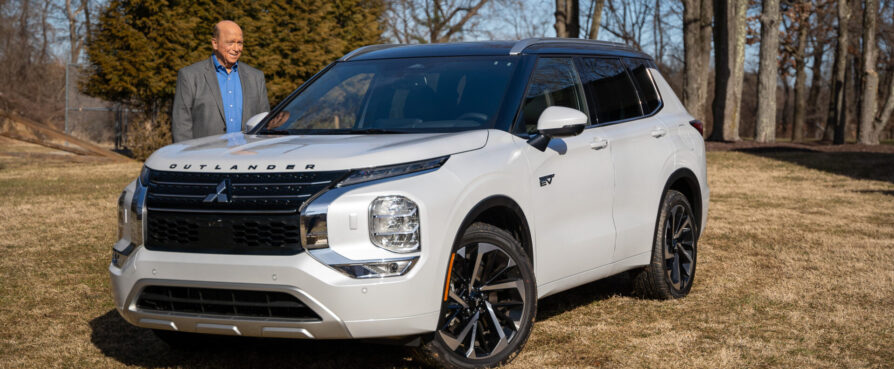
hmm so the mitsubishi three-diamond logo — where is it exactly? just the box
[203,179,233,203]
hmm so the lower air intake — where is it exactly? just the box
[136,286,321,321]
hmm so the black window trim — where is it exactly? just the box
[576,56,665,130]
[624,57,664,116]
[509,55,590,135]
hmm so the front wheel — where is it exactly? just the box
[420,223,536,368]
[633,189,699,299]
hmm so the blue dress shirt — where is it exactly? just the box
[212,55,243,133]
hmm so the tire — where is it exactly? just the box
[419,223,537,368]
[633,189,699,299]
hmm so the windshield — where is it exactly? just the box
[258,56,519,134]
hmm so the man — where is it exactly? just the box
[172,20,270,142]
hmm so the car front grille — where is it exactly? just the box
[136,286,321,321]
[146,170,349,212]
[143,170,348,254]
[146,212,302,254]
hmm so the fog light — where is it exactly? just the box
[369,196,420,253]
[111,242,135,269]
[332,258,417,279]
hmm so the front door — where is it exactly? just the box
[517,57,617,285]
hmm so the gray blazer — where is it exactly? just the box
[172,57,270,142]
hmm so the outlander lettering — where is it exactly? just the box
[111,39,708,369]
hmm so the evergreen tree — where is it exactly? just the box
[84,0,383,158]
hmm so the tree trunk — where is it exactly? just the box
[782,74,791,136]
[652,1,664,62]
[858,0,878,144]
[825,0,850,143]
[588,0,605,39]
[755,0,780,143]
[681,0,713,123]
[792,11,809,142]
[555,0,580,38]
[872,69,894,143]
[807,35,824,135]
[710,0,746,142]
[836,55,856,144]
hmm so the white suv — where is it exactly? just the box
[111,38,708,368]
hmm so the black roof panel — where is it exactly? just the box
[343,39,653,61]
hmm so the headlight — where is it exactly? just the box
[338,156,448,187]
[139,165,150,186]
[369,196,420,253]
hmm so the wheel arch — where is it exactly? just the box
[661,168,703,232]
[452,195,534,267]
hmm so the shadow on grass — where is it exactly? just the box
[90,273,638,367]
[536,272,635,321]
[735,148,894,186]
[89,310,428,368]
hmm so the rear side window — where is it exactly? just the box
[579,57,642,123]
[516,58,588,134]
[624,58,662,114]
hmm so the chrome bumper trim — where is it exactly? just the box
[120,279,352,339]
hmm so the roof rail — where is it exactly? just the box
[509,38,630,55]
[339,44,403,61]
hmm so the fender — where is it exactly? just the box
[656,167,703,234]
[451,195,534,265]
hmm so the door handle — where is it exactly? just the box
[590,138,608,150]
[650,127,667,138]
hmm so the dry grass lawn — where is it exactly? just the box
[0,136,892,368]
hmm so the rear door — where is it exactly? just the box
[577,56,675,261]
[517,57,617,285]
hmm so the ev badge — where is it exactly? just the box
[204,179,233,203]
[539,174,554,187]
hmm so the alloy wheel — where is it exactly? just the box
[663,203,695,292]
[438,242,528,359]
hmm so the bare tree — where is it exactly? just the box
[0,0,65,126]
[825,0,851,143]
[585,0,605,39]
[384,0,490,43]
[710,0,748,142]
[681,0,712,122]
[858,0,879,143]
[790,1,811,141]
[755,0,780,142]
[483,0,553,39]
[554,0,579,37]
[601,0,653,50]
[64,0,89,63]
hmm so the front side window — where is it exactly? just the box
[515,58,588,134]
[260,57,519,134]
[579,57,643,124]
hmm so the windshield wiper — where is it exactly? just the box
[344,128,409,134]
[256,129,292,135]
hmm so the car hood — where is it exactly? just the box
[144,130,489,172]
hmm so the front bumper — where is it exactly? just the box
[109,248,440,339]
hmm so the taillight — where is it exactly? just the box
[689,120,704,136]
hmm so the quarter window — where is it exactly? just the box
[624,58,662,114]
[579,57,642,123]
[516,58,588,134]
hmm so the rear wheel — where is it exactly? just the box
[420,223,536,368]
[633,189,698,299]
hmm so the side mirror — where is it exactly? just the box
[527,106,588,151]
[244,112,269,131]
